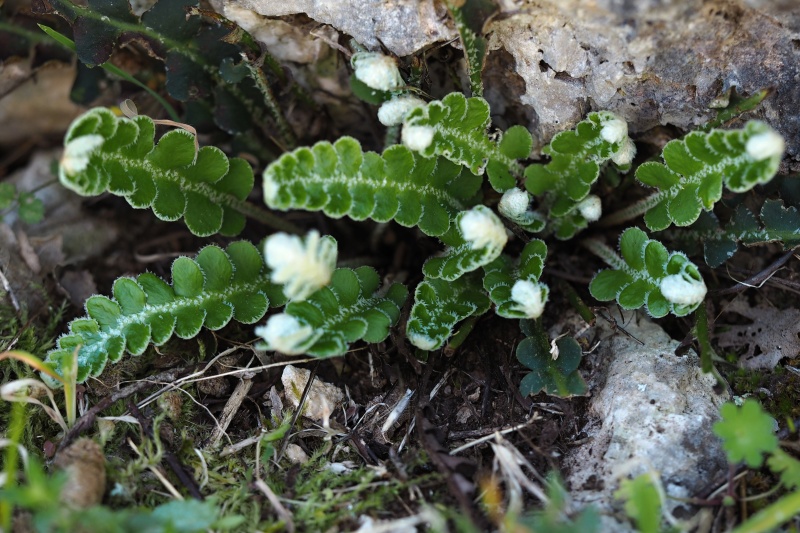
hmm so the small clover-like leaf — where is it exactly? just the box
[60,108,260,237]
[767,449,800,490]
[586,227,706,317]
[713,400,778,467]
[615,474,662,533]
[256,266,407,357]
[44,242,283,385]
[635,121,784,231]
[517,321,586,398]
[264,136,481,237]
[407,274,490,351]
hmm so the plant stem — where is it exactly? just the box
[599,192,665,227]
[0,402,27,532]
[243,57,297,150]
[731,488,800,533]
[580,238,627,271]
[694,301,715,374]
[232,200,302,234]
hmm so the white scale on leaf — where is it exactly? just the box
[459,205,508,251]
[599,114,629,145]
[378,95,426,126]
[255,314,314,355]
[576,194,602,222]
[510,280,548,319]
[351,52,404,91]
[402,125,435,151]
[264,230,337,301]
[745,130,786,161]
[498,187,533,223]
[60,134,104,179]
[659,272,707,306]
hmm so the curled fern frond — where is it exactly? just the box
[612,121,784,231]
[524,111,634,239]
[406,274,491,351]
[584,228,706,318]
[685,200,800,267]
[422,205,508,281]
[60,108,291,236]
[256,267,407,357]
[402,92,532,191]
[44,242,285,384]
[262,136,482,237]
[483,240,549,319]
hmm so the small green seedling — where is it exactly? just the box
[516,319,586,397]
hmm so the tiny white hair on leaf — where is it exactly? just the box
[402,125,435,151]
[351,52,404,91]
[576,194,602,222]
[659,272,707,306]
[510,280,548,319]
[599,113,629,145]
[498,188,532,222]
[459,205,508,251]
[611,137,637,167]
[255,314,314,355]
[408,332,439,351]
[745,129,785,161]
[377,95,426,126]
[61,134,105,178]
[264,230,337,301]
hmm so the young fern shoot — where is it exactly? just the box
[483,240,549,319]
[583,227,707,318]
[605,121,784,230]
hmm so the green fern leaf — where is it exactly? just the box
[636,121,784,231]
[263,136,481,237]
[406,274,490,351]
[401,92,531,192]
[59,108,261,236]
[256,266,407,357]
[422,205,508,281]
[483,240,549,319]
[586,227,706,317]
[44,242,285,384]
[524,112,634,238]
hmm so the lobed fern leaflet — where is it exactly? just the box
[59,107,286,236]
[263,136,482,237]
[483,240,549,319]
[256,266,407,357]
[44,242,285,384]
[406,274,490,351]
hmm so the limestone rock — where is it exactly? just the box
[282,364,344,421]
[564,311,729,522]
[485,0,800,165]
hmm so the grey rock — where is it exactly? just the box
[564,311,729,522]
[211,0,456,57]
[485,0,800,165]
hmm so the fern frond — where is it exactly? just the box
[422,205,508,281]
[685,200,800,267]
[60,108,292,236]
[584,228,706,318]
[483,240,549,319]
[44,242,285,384]
[402,92,532,191]
[524,111,634,239]
[256,267,407,357]
[262,136,482,237]
[406,274,491,351]
[616,121,784,231]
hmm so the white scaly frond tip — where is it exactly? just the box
[599,114,629,145]
[264,230,337,301]
[510,280,548,319]
[402,125,435,151]
[459,206,508,251]
[408,331,439,351]
[378,95,426,126]
[61,134,105,178]
[498,188,532,222]
[659,273,707,306]
[611,137,637,167]
[745,128,785,161]
[351,52,404,91]
[255,314,314,355]
[576,195,602,222]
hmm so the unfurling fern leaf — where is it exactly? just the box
[44,242,285,384]
[524,111,634,239]
[401,92,532,192]
[256,266,407,357]
[59,108,289,236]
[483,240,549,319]
[584,227,706,318]
[608,121,784,231]
[406,274,491,351]
[263,136,482,237]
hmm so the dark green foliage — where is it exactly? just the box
[516,319,586,397]
[44,242,285,384]
[0,183,44,224]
